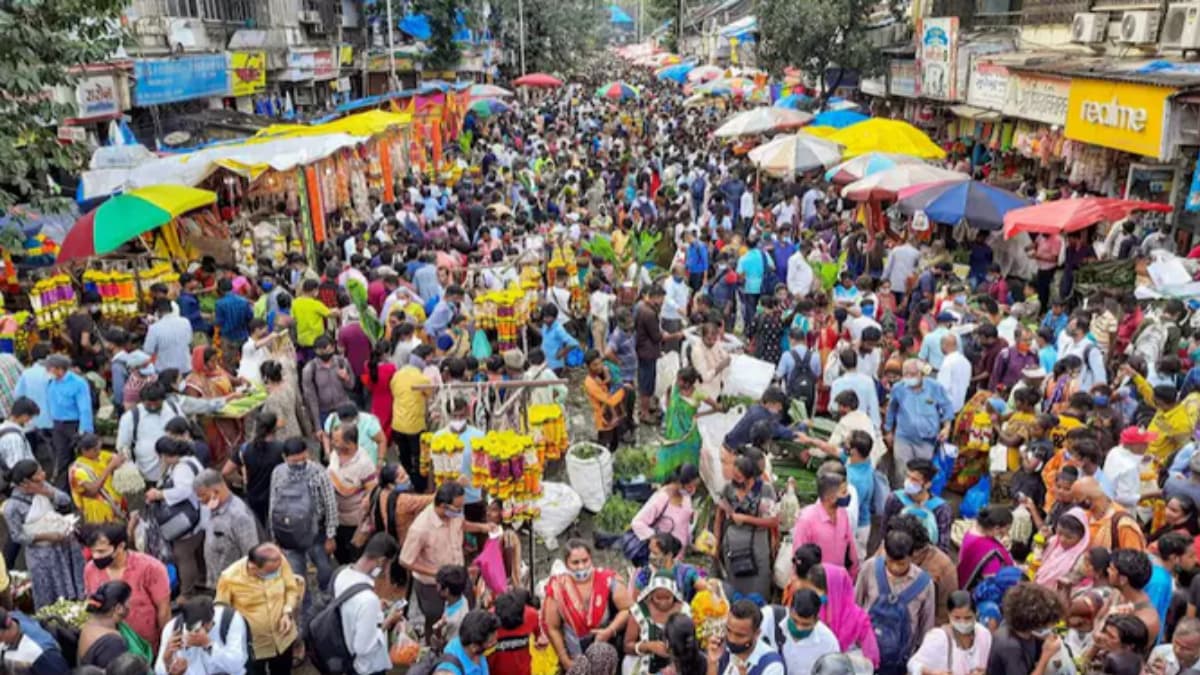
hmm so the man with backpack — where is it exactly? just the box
[116,383,182,483]
[854,530,935,675]
[268,439,338,595]
[758,589,840,675]
[312,533,404,675]
[882,458,954,554]
[776,326,821,417]
[413,610,500,675]
[154,595,250,675]
[703,598,785,675]
[0,398,38,470]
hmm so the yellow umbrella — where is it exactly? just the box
[828,118,946,159]
[800,126,839,139]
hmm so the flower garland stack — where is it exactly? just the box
[82,269,137,318]
[428,431,466,487]
[474,286,529,352]
[472,430,542,522]
[527,404,568,462]
[690,588,730,644]
[29,274,76,329]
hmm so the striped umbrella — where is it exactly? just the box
[595,81,639,101]
[59,185,217,263]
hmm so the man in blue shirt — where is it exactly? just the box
[736,240,769,332]
[13,344,52,432]
[44,354,93,488]
[684,229,709,291]
[439,609,499,675]
[885,358,953,486]
[538,304,580,370]
[176,273,210,336]
[213,278,253,365]
[425,285,464,340]
[0,607,71,675]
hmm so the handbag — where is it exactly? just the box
[727,530,758,578]
[617,494,673,566]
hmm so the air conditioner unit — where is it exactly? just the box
[1072,12,1108,43]
[1119,10,1161,44]
[299,10,321,24]
[1162,3,1200,49]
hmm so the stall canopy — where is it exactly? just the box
[610,4,634,24]
[399,14,432,40]
[719,16,757,41]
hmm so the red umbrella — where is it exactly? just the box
[1002,198,1172,239]
[513,73,563,88]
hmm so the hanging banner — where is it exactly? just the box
[966,60,1009,112]
[134,54,229,105]
[304,165,326,244]
[917,17,958,100]
[889,60,919,98]
[230,51,266,97]
[1003,72,1071,126]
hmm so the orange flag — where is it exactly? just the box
[432,122,443,172]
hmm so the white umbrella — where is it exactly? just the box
[841,164,968,201]
[748,133,844,176]
[687,65,724,83]
[470,84,513,98]
[714,107,813,138]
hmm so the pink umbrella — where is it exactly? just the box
[1002,198,1173,238]
[841,165,967,201]
[513,73,563,88]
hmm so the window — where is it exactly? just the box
[166,0,255,21]
[165,0,200,18]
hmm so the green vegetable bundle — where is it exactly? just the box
[613,446,654,480]
[595,496,641,533]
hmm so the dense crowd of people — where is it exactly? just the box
[0,58,1199,675]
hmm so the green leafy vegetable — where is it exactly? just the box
[613,446,655,480]
[595,496,641,533]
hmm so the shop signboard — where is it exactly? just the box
[230,51,266,97]
[889,60,919,98]
[74,74,121,120]
[134,54,230,105]
[340,45,354,66]
[1066,77,1174,159]
[916,17,957,100]
[1003,72,1070,126]
[861,75,886,97]
[314,50,337,80]
[966,60,1009,112]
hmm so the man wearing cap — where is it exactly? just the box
[43,354,93,487]
[917,312,959,372]
[1104,426,1159,511]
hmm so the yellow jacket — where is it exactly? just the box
[1132,373,1200,461]
[215,556,304,658]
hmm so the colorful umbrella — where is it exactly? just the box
[469,84,513,98]
[468,98,510,116]
[513,73,563,88]
[829,118,946,159]
[811,110,868,129]
[801,126,840,140]
[841,165,967,201]
[687,65,724,83]
[1002,198,1173,239]
[824,152,926,184]
[895,180,1030,231]
[774,93,812,110]
[58,185,217,263]
[595,81,640,101]
[656,63,694,83]
[748,133,843,176]
[715,107,813,137]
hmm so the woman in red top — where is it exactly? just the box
[543,539,633,671]
[363,340,396,442]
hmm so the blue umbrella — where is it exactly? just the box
[811,110,869,129]
[610,4,634,24]
[895,180,1030,231]
[773,93,812,109]
[399,13,431,40]
[657,63,694,83]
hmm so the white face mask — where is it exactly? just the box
[449,420,467,432]
[951,620,975,635]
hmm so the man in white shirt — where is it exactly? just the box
[155,596,249,675]
[116,383,184,483]
[1062,316,1107,391]
[787,242,815,297]
[801,186,825,222]
[740,189,755,224]
[829,350,881,430]
[662,264,691,326]
[332,533,406,675]
[1103,426,1156,511]
[0,398,37,470]
[713,600,786,675]
[759,590,840,675]
[936,333,973,413]
[881,239,922,300]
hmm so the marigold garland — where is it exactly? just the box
[690,589,730,643]
[528,404,568,461]
[428,431,466,487]
[472,430,543,522]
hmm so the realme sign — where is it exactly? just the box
[1066,77,1175,159]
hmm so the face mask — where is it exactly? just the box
[444,508,464,519]
[394,481,413,493]
[92,554,115,570]
[861,305,874,318]
[318,352,335,362]
[787,619,813,640]
[731,479,747,490]
[726,638,753,655]
[1093,395,1109,407]
[288,461,306,472]
[835,495,851,508]
[1079,499,1093,511]
[1016,343,1031,354]
[262,281,274,291]
[1031,627,1053,639]
[904,377,921,388]
[449,420,467,432]
[370,566,384,579]
[260,570,281,581]
[952,620,976,635]
[570,566,594,582]
[904,480,924,496]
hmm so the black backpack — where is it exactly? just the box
[785,346,816,414]
[306,579,375,674]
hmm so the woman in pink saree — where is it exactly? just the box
[1035,508,1091,597]
[783,544,880,668]
[957,505,1016,591]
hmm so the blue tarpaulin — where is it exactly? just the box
[610,4,634,24]
[399,14,431,40]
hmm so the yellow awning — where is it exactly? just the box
[254,109,413,140]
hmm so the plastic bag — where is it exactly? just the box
[655,351,681,404]
[533,482,583,550]
[696,406,746,496]
[773,534,794,590]
[565,443,613,513]
[476,533,509,595]
[471,329,493,360]
[960,474,992,519]
[530,635,560,675]
[721,355,775,400]
[389,623,420,666]
[930,447,955,497]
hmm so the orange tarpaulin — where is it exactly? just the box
[380,142,394,203]
[305,165,325,243]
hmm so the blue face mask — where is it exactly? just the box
[444,508,464,519]
[835,495,851,508]
[262,280,274,291]
[260,570,281,581]
[1093,395,1109,408]
[394,481,413,493]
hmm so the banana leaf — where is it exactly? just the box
[345,278,383,342]
[582,234,618,265]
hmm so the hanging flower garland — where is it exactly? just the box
[30,274,76,329]
[428,431,466,487]
[528,404,568,462]
[474,286,529,352]
[690,588,730,643]
[472,430,542,522]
